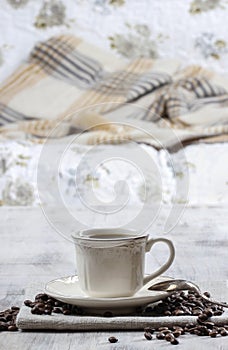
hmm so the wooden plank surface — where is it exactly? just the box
[0,206,227,349]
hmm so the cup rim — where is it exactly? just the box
[71,228,148,241]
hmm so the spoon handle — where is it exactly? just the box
[200,294,228,308]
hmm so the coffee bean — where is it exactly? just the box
[214,310,223,316]
[165,333,174,342]
[144,306,153,313]
[8,325,18,331]
[54,301,62,307]
[203,292,211,298]
[35,293,48,301]
[174,310,185,316]
[198,313,208,322]
[36,303,45,309]
[24,300,33,307]
[173,330,181,338]
[209,331,218,338]
[144,332,153,340]
[192,309,202,316]
[220,329,228,336]
[11,306,19,311]
[185,323,195,329]
[204,309,213,318]
[53,307,62,314]
[0,317,7,322]
[44,304,52,310]
[164,310,172,316]
[144,327,155,334]
[103,311,113,317]
[158,327,169,331]
[31,307,38,315]
[108,336,118,343]
[63,309,71,315]
[203,322,215,329]
[189,328,197,334]
[156,332,165,340]
[171,338,179,345]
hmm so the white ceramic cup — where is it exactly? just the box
[71,228,175,298]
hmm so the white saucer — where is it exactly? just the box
[45,275,172,314]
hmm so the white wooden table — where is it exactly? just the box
[0,206,227,349]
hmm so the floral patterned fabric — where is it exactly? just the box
[0,0,228,83]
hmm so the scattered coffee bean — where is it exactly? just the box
[144,332,153,340]
[171,338,179,345]
[108,336,118,343]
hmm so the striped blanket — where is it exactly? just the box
[0,34,228,148]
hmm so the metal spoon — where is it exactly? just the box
[148,279,228,308]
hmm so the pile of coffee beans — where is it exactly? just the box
[142,323,228,345]
[142,290,226,317]
[0,306,19,332]
[24,293,85,316]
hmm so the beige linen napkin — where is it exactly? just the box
[16,283,228,331]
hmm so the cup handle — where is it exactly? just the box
[143,237,175,286]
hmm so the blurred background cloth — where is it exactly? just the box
[0,34,228,148]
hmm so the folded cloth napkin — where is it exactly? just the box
[0,34,228,148]
[16,283,228,331]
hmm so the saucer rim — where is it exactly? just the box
[45,274,172,302]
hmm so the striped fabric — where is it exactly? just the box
[0,34,227,147]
